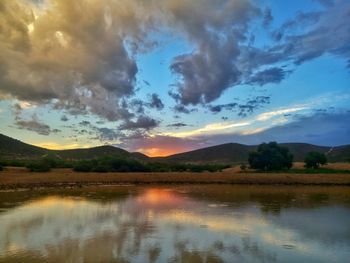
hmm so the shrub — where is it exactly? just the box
[0,164,3,171]
[248,142,293,171]
[73,161,93,172]
[26,161,51,172]
[304,152,327,169]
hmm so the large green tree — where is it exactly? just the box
[248,142,293,171]
[304,152,327,169]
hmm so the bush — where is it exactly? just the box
[0,164,3,171]
[304,152,327,169]
[73,161,93,172]
[248,142,293,171]
[26,161,51,172]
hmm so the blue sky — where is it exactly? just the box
[0,0,349,156]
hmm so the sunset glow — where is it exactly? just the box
[0,0,349,155]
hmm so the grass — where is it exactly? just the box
[252,168,350,174]
[1,166,350,189]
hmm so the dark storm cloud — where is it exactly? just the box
[119,116,159,131]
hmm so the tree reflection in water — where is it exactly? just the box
[0,185,349,262]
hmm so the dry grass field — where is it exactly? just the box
[1,165,350,189]
[292,162,350,170]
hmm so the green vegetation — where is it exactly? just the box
[0,164,3,171]
[248,142,293,171]
[26,161,51,172]
[304,152,327,169]
[73,156,229,173]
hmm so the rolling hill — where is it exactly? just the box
[0,133,133,160]
[160,143,350,163]
[0,133,349,163]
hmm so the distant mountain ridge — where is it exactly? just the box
[160,143,350,163]
[0,133,349,163]
[0,133,134,160]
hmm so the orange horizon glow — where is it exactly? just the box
[136,147,190,157]
[31,142,187,157]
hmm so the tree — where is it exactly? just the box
[304,152,327,169]
[248,142,293,171]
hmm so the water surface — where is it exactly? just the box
[0,185,349,263]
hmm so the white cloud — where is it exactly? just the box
[162,121,251,138]
[255,107,308,121]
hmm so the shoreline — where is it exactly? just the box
[1,168,350,189]
[1,181,350,191]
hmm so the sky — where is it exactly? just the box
[0,0,349,156]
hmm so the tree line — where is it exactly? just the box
[0,156,229,173]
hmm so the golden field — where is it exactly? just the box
[1,164,350,189]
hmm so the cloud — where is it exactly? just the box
[0,0,145,121]
[1,0,349,125]
[15,115,52,135]
[167,122,188,128]
[95,127,120,141]
[60,115,69,122]
[246,67,288,86]
[163,121,250,138]
[271,1,350,66]
[173,104,197,114]
[119,115,159,131]
[168,0,259,105]
[255,106,307,121]
[79,121,91,127]
[148,93,164,110]
[262,7,273,27]
[196,111,350,146]
[116,110,350,155]
[208,96,270,116]
[208,103,238,114]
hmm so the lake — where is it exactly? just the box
[0,185,349,263]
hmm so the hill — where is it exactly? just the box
[161,142,350,163]
[0,134,134,160]
[0,133,349,163]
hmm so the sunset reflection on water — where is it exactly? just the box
[0,186,350,263]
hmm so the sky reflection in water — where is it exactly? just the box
[0,186,350,263]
